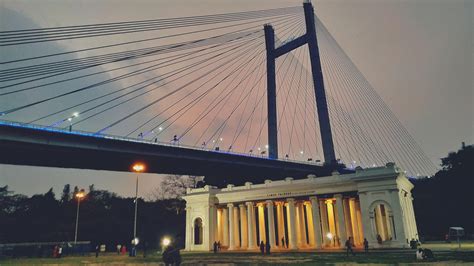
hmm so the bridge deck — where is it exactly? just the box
[0,121,347,186]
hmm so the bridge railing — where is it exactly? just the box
[0,119,326,167]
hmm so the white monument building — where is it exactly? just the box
[183,162,419,251]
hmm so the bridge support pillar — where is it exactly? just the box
[264,24,278,160]
[263,1,336,164]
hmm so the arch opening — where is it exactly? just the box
[194,218,203,245]
[373,203,394,242]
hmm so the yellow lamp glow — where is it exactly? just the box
[162,237,171,247]
[132,163,145,173]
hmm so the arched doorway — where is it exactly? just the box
[372,203,394,242]
[194,218,203,245]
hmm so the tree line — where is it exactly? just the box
[0,144,472,246]
[0,181,187,249]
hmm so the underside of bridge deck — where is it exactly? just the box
[0,124,350,187]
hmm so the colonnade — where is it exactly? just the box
[215,195,365,250]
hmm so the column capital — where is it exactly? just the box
[275,201,285,206]
[239,203,246,208]
[334,194,343,199]
[227,203,234,208]
[245,201,254,206]
[309,196,318,201]
[287,198,295,203]
[265,199,274,206]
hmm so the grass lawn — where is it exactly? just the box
[2,242,474,265]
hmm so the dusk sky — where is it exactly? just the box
[1,0,472,197]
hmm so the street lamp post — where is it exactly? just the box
[68,112,79,132]
[74,189,85,244]
[131,163,145,253]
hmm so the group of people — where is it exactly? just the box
[416,248,434,260]
[52,245,62,258]
[345,237,370,256]
[259,241,271,255]
[162,244,182,266]
[212,241,222,253]
[115,244,128,255]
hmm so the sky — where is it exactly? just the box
[0,0,472,197]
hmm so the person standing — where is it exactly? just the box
[345,238,355,256]
[285,237,289,249]
[265,241,271,255]
[95,245,99,258]
[259,241,265,255]
[213,241,218,253]
[363,238,369,253]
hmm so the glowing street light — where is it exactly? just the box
[74,189,85,244]
[162,237,171,247]
[326,232,333,240]
[131,162,145,255]
[68,112,79,132]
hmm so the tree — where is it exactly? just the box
[60,184,71,203]
[412,143,473,239]
[150,175,202,200]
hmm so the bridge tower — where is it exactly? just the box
[264,0,336,164]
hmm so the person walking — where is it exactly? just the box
[285,238,289,249]
[259,241,265,255]
[363,238,369,253]
[217,241,221,251]
[95,245,99,258]
[265,241,271,255]
[345,237,355,256]
[213,241,218,253]
[281,237,285,248]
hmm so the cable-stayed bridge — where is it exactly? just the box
[0,2,437,184]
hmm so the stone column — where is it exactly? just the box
[343,199,353,244]
[310,197,322,249]
[266,200,277,248]
[400,193,412,241]
[295,203,307,247]
[358,193,374,244]
[239,204,248,248]
[286,198,297,249]
[295,202,302,247]
[185,207,192,250]
[228,203,235,250]
[305,202,315,247]
[276,202,285,248]
[258,204,266,244]
[349,198,362,244]
[209,204,218,250]
[375,204,386,240]
[335,194,347,246]
[246,202,257,249]
[319,200,329,246]
[222,207,229,246]
[234,206,240,247]
[355,200,364,244]
[407,194,419,240]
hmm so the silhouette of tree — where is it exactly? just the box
[413,143,473,239]
[60,184,71,204]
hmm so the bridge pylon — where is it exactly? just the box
[264,1,336,164]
